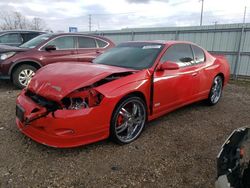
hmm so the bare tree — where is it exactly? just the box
[30,17,46,30]
[0,11,47,31]
[0,11,26,30]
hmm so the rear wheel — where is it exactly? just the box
[110,96,147,144]
[12,64,37,89]
[207,75,223,105]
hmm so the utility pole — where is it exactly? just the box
[243,6,247,24]
[88,14,92,32]
[200,0,204,26]
[234,6,247,79]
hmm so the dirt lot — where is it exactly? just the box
[0,80,250,188]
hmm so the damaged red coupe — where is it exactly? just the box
[16,41,230,148]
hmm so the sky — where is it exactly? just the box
[0,0,249,32]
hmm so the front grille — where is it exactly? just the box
[25,90,61,111]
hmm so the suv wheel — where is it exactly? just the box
[12,64,37,89]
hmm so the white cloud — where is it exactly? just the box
[0,0,249,32]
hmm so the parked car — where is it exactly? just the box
[216,127,250,188]
[16,41,230,148]
[0,33,114,88]
[0,30,46,46]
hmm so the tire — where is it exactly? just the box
[206,75,223,105]
[12,64,37,89]
[110,96,147,145]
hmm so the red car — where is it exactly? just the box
[0,33,114,88]
[16,41,230,148]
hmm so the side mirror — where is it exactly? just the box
[45,45,56,51]
[158,61,179,71]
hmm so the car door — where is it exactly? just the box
[0,33,23,46]
[39,36,78,65]
[153,43,200,114]
[76,36,106,62]
[191,44,210,97]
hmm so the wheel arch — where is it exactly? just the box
[9,60,42,80]
[119,91,147,108]
[112,91,148,121]
[216,72,225,86]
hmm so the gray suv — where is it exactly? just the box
[0,30,46,46]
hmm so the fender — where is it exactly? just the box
[97,79,151,115]
[95,69,153,115]
[8,59,43,76]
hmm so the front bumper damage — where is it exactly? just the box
[16,89,112,148]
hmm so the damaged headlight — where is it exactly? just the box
[62,88,104,110]
[68,98,89,110]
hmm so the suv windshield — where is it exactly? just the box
[93,42,164,69]
[19,34,52,48]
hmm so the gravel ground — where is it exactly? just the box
[0,79,250,188]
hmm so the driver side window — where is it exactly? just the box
[45,36,75,50]
[160,44,194,67]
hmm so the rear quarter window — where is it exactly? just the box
[192,45,205,64]
[96,39,108,48]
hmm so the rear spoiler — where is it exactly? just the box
[209,52,227,60]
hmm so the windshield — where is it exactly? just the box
[19,34,52,48]
[93,42,164,69]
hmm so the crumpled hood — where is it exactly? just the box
[0,45,29,53]
[28,63,134,101]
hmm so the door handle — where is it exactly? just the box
[192,72,198,76]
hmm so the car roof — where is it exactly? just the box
[48,33,111,39]
[0,30,46,34]
[122,40,197,46]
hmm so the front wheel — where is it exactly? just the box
[110,96,147,144]
[207,75,223,105]
[12,64,37,89]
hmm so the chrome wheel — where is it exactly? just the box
[18,69,35,87]
[114,98,146,143]
[210,76,223,104]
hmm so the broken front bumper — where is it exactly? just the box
[16,90,112,148]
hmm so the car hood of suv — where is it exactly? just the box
[0,45,29,53]
[27,62,136,102]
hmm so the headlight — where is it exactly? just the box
[0,52,16,61]
[62,88,104,110]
